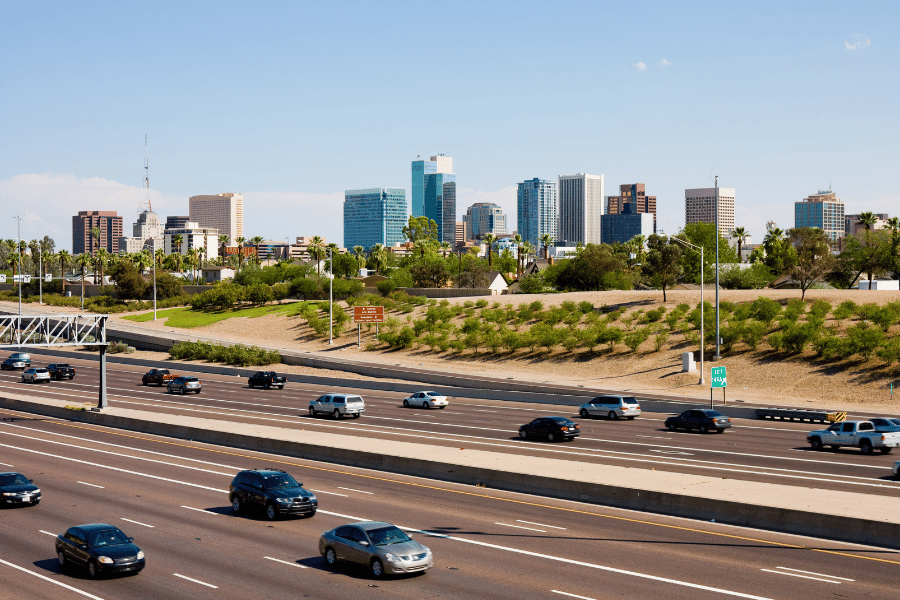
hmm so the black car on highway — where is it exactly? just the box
[56,524,145,578]
[229,468,317,520]
[47,363,76,380]
[0,472,41,506]
[518,417,580,442]
[665,409,732,433]
[1,357,27,370]
[248,371,286,389]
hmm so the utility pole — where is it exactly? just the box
[13,215,21,315]
[328,246,333,345]
[714,175,721,361]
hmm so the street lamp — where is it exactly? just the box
[328,246,333,345]
[152,237,158,321]
[13,215,21,315]
[671,235,705,385]
[714,175,721,361]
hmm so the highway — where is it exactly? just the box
[1,409,899,600]
[2,351,900,498]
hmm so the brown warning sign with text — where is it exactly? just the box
[353,306,385,323]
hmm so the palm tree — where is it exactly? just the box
[369,243,387,275]
[8,253,19,280]
[155,247,165,270]
[482,233,496,269]
[440,241,450,258]
[250,236,264,266]
[90,226,102,255]
[857,212,879,284]
[41,250,53,283]
[170,234,183,272]
[352,246,366,272]
[512,233,523,277]
[522,242,536,270]
[309,235,325,275]
[185,247,198,283]
[235,236,246,270]
[762,227,784,251]
[95,248,108,285]
[732,227,749,263]
[28,240,40,275]
[218,234,230,264]
[75,253,91,304]
[538,233,553,260]
[58,249,70,294]
[326,243,338,277]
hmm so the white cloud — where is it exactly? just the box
[634,61,647,71]
[658,58,671,66]
[845,35,871,50]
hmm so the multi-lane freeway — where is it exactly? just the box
[2,351,899,499]
[2,403,900,600]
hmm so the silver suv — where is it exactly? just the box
[309,394,365,419]
[579,395,641,420]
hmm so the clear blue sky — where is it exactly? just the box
[1,1,896,250]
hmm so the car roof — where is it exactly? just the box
[0,471,24,476]
[546,416,573,422]
[352,521,394,531]
[76,523,119,532]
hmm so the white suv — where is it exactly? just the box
[309,394,365,419]
[579,396,641,420]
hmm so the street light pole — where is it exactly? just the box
[13,215,21,315]
[328,246,333,345]
[152,238,158,321]
[671,236,705,385]
[714,175,720,361]
[38,248,42,305]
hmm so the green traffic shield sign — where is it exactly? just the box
[711,366,727,388]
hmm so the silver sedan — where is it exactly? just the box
[22,368,51,384]
[402,391,448,409]
[320,521,433,578]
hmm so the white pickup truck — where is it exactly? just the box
[807,421,900,454]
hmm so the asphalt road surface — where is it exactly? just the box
[1,411,899,600]
[2,351,899,500]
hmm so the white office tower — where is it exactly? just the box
[121,209,164,253]
[558,173,604,245]
[189,192,244,245]
[685,187,735,236]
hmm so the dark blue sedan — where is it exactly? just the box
[56,524,145,578]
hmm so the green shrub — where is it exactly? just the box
[741,321,767,350]
[846,323,885,359]
[528,300,544,312]
[751,297,782,323]
[475,299,488,308]
[644,307,666,323]
[876,338,900,366]
[809,300,832,320]
[720,321,744,353]
[767,332,784,352]
[169,341,279,366]
[665,312,680,331]
[813,334,845,360]
[376,280,397,297]
[501,329,522,353]
[783,299,806,322]
[833,300,857,320]
[868,305,900,331]
[653,329,670,352]
[623,327,651,353]
[781,323,819,354]
[577,301,594,314]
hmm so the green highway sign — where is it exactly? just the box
[711,366,727,388]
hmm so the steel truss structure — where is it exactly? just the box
[0,314,109,408]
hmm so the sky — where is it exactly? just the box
[1,1,897,251]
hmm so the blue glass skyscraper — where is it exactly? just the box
[517,178,557,248]
[343,188,408,251]
[424,172,457,244]
[411,154,454,219]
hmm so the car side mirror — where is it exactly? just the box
[128,537,134,542]
[359,540,369,547]
[28,479,33,483]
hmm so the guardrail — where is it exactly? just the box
[755,408,846,423]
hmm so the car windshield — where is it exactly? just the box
[55,364,71,368]
[367,526,411,546]
[264,474,299,489]
[548,417,574,424]
[182,377,198,382]
[88,529,130,547]
[622,397,638,404]
[701,410,723,417]
[346,396,363,403]
[0,474,28,486]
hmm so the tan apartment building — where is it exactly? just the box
[72,210,123,255]
[189,192,243,245]
[685,187,735,236]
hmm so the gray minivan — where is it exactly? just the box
[579,396,641,420]
[309,394,365,419]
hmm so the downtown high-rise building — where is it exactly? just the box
[795,189,845,243]
[423,172,457,244]
[463,202,507,240]
[685,187,735,236]
[411,154,453,218]
[189,192,243,245]
[606,183,657,233]
[517,178,557,249]
[343,188,408,251]
[120,209,164,254]
[558,173,604,245]
[72,211,123,255]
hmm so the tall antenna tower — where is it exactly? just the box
[139,134,152,213]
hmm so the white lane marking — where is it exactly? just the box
[635,435,671,440]
[121,518,154,528]
[649,450,694,456]
[181,505,221,515]
[517,520,566,530]
[39,530,57,537]
[495,522,546,532]
[307,488,348,497]
[552,591,595,600]
[760,569,841,583]
[337,487,373,494]
[772,566,854,581]
[77,481,104,488]
[475,409,498,413]
[0,557,106,599]
[0,461,13,466]
[0,442,227,493]
[173,573,218,588]
[264,556,308,568]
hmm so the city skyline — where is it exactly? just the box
[1,2,897,250]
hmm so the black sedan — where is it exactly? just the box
[665,409,732,433]
[0,357,26,370]
[248,371,286,389]
[0,472,41,506]
[519,417,580,442]
[56,524,145,578]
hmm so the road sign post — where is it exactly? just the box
[711,366,727,407]
[353,306,385,348]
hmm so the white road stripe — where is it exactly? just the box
[495,522,546,532]
[264,556,308,568]
[773,566,854,581]
[0,461,13,466]
[307,488,348,497]
[760,569,841,583]
[0,557,106,599]
[77,481,104,488]
[39,530,57,536]
[337,487,373,494]
[121,518,154,528]
[552,591,595,600]
[517,520,566,530]
[173,573,218,588]
[181,505,221,515]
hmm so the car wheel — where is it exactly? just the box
[424,401,430,409]
[370,558,384,578]
[57,551,67,570]
[87,560,99,579]
[547,432,556,442]
[302,508,316,518]
[265,383,271,389]
[699,424,709,434]
[333,409,341,419]
[309,407,316,417]
[324,547,337,566]
[627,416,636,420]
[232,497,242,514]
[579,408,589,419]
[859,440,873,454]
[403,399,409,407]
[142,379,147,385]
[880,447,892,454]
[666,422,676,431]
[195,390,201,394]
[248,382,254,388]
[519,429,527,440]
[608,411,618,420]
[266,503,277,520]
[353,414,361,418]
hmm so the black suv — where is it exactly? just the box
[48,363,76,380]
[229,469,317,520]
